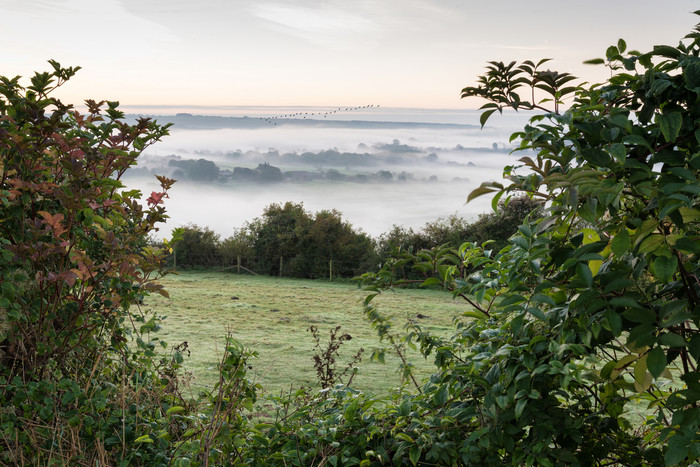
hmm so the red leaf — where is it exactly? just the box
[146,191,166,206]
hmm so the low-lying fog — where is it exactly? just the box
[125,107,531,239]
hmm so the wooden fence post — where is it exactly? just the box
[237,256,241,274]
[329,260,333,282]
[279,257,283,278]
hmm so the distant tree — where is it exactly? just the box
[169,158,220,181]
[325,169,346,181]
[376,170,393,181]
[376,225,430,262]
[298,209,376,278]
[256,162,284,182]
[189,158,220,181]
[239,202,375,278]
[219,227,256,268]
[233,166,257,180]
[251,202,311,275]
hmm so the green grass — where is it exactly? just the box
[141,271,468,398]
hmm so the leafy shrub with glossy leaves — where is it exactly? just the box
[240,15,700,467]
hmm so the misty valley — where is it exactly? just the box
[124,110,528,238]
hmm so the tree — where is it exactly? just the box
[301,209,376,278]
[172,224,221,268]
[241,202,375,278]
[256,162,284,182]
[168,157,220,181]
[250,201,311,275]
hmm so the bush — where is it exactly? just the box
[243,16,700,466]
[0,62,183,464]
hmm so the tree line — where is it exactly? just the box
[166,196,541,279]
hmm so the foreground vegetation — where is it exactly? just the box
[2,15,700,466]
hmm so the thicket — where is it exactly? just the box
[3,13,700,466]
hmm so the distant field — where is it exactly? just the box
[141,271,469,398]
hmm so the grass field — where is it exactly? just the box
[141,271,469,398]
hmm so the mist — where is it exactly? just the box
[125,108,531,239]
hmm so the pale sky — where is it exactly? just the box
[2,1,698,110]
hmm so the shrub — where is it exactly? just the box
[244,16,700,466]
[0,61,185,465]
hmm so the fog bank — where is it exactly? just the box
[126,110,530,239]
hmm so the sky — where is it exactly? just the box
[2,1,699,111]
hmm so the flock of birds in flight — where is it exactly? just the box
[259,104,380,125]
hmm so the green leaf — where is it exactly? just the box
[395,433,414,443]
[617,39,627,53]
[409,445,421,466]
[480,109,498,128]
[462,310,489,320]
[650,255,678,282]
[610,229,631,257]
[684,60,700,90]
[633,355,648,387]
[420,277,441,287]
[526,307,546,321]
[657,112,683,143]
[581,148,611,167]
[651,79,673,97]
[646,347,666,379]
[515,398,527,419]
[606,45,620,60]
[134,434,153,443]
[623,134,652,150]
[680,206,700,223]
[664,435,689,465]
[674,237,700,254]
[689,335,700,362]
[432,384,448,406]
[658,332,686,348]
[638,234,665,254]
[653,45,681,58]
[467,182,503,202]
[166,406,185,415]
[600,360,616,379]
[605,309,622,335]
[608,143,626,163]
[576,263,593,287]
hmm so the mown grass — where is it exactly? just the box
[141,271,469,397]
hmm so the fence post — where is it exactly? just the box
[329,260,333,282]
[237,256,241,274]
[279,256,283,278]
